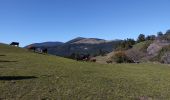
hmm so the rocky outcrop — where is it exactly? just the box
[147,40,170,56]
[161,52,170,64]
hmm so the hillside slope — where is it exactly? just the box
[1,44,170,99]
[25,37,121,57]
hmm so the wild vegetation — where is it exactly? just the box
[106,29,170,64]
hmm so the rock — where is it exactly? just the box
[161,52,170,64]
[147,43,162,56]
[147,40,170,56]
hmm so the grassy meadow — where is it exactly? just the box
[0,43,170,100]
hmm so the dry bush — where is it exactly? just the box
[126,48,145,63]
[112,51,131,63]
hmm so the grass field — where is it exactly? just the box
[1,43,170,100]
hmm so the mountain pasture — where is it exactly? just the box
[0,44,170,99]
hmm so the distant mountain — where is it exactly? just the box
[25,42,63,48]
[66,37,86,44]
[25,37,122,57]
[66,37,108,44]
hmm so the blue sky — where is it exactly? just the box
[0,0,170,47]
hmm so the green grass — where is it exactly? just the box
[1,43,170,99]
[133,40,153,51]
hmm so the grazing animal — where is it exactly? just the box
[36,48,43,53]
[10,42,19,47]
[83,54,90,61]
[42,48,48,54]
[27,46,36,52]
[76,54,90,61]
[90,58,96,62]
[106,60,112,64]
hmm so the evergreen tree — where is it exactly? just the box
[137,34,145,43]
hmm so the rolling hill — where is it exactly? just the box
[25,37,121,57]
[1,43,170,99]
[26,42,64,48]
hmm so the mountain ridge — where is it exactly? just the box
[25,37,122,57]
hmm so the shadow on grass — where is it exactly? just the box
[0,60,18,62]
[0,55,6,56]
[0,76,37,81]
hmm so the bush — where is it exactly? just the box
[112,51,132,63]
[126,48,145,63]
[153,45,170,61]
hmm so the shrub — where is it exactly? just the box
[112,51,131,63]
[126,48,145,63]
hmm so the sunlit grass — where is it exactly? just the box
[0,43,170,99]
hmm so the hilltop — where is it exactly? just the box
[1,43,170,99]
